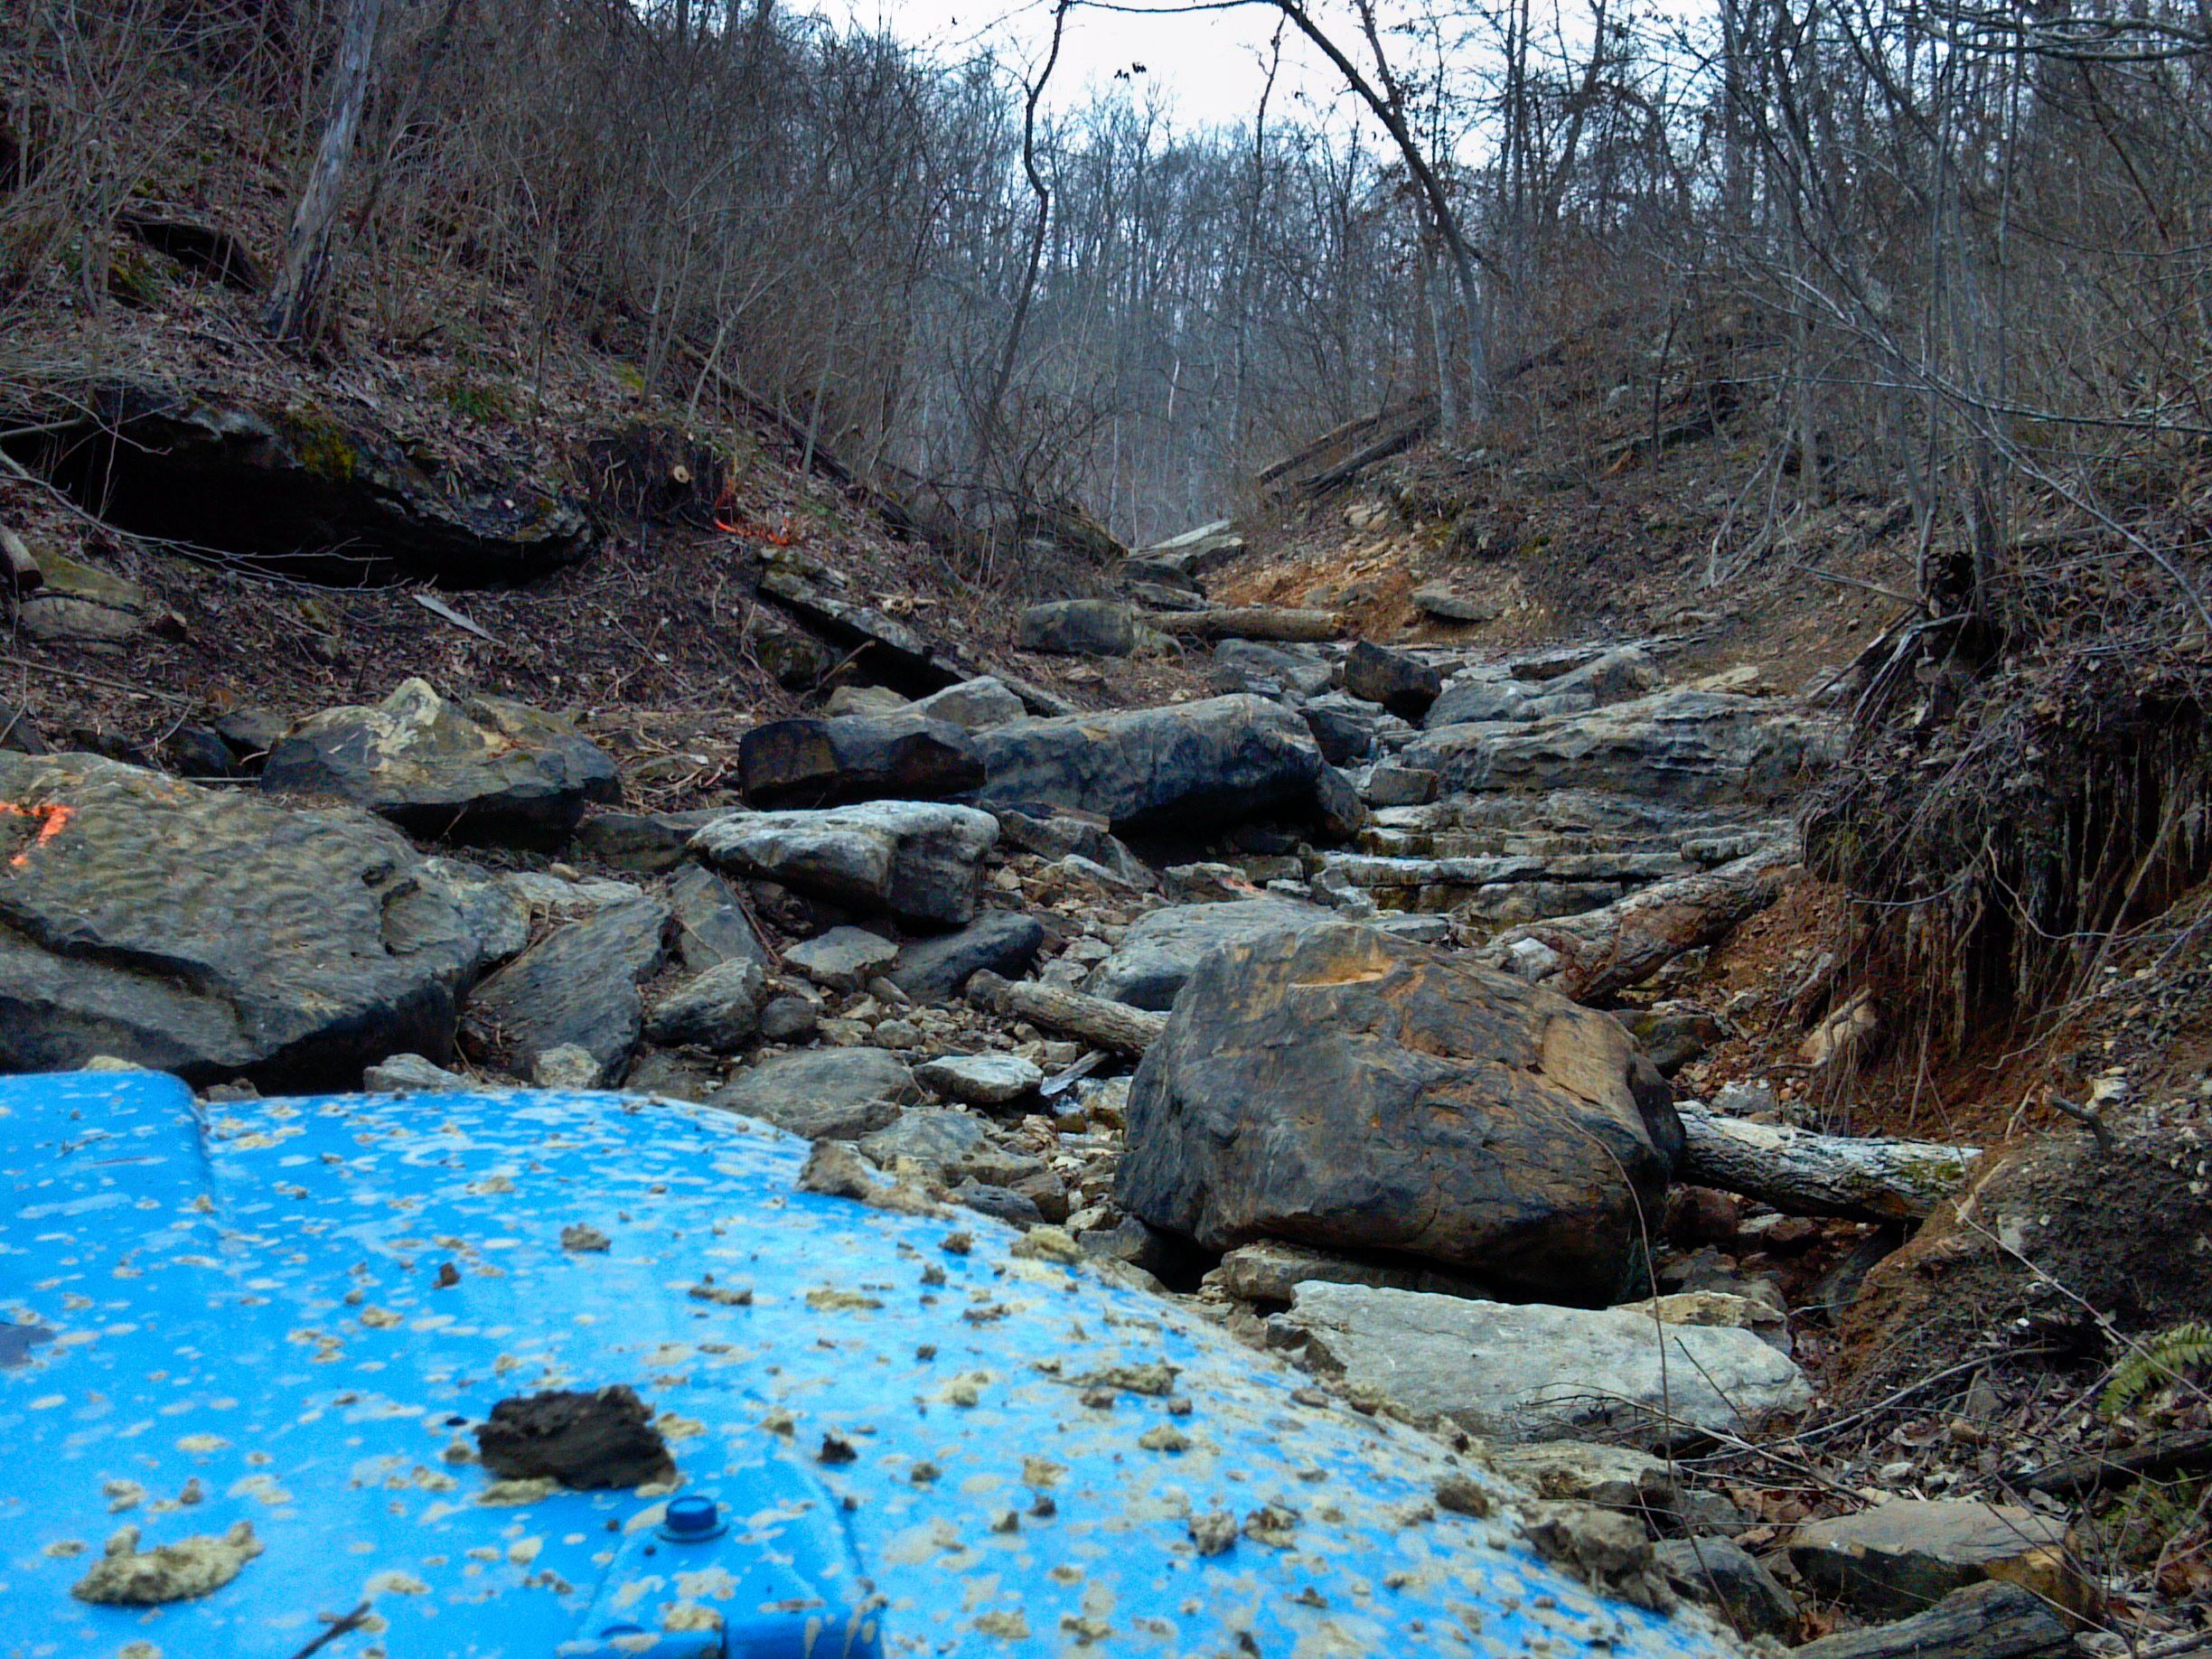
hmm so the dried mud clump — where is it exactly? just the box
[474,1384,675,1489]
[71,1522,262,1606]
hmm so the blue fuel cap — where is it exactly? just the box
[659,1495,728,1542]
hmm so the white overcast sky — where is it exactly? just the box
[805,0,1354,132]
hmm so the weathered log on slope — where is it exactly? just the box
[1256,398,1432,488]
[2014,1426,2212,1500]
[967,970,1167,1056]
[1155,606,1347,643]
[1495,844,1795,1003]
[1286,420,1431,500]
[1790,1581,2071,1659]
[1675,1101,1978,1222]
[1,524,42,592]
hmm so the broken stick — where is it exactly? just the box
[967,970,1167,1057]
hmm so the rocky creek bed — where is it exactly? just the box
[3,512,2201,1658]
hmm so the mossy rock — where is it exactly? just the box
[33,380,594,585]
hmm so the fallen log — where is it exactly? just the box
[968,970,1167,1057]
[1279,414,1434,501]
[1675,1100,1978,1222]
[1155,606,1346,644]
[2014,1426,2212,1500]
[1495,844,1795,1003]
[1790,1581,2070,1659]
[1255,398,1430,488]
[1,524,42,592]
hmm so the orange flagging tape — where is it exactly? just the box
[715,516,800,544]
[1,801,74,867]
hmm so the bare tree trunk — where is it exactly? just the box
[1155,605,1347,642]
[1422,235,1459,431]
[970,0,1068,501]
[265,0,385,345]
[1270,0,1491,424]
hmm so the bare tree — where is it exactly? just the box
[265,0,386,344]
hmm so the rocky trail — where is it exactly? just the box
[0,497,2195,1657]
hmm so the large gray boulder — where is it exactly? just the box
[1017,600,1136,658]
[690,801,998,926]
[1425,670,1537,727]
[1276,1282,1814,1444]
[458,894,670,1085]
[908,677,1027,730]
[1300,695,1397,767]
[1407,689,1834,806]
[967,694,1355,835]
[1343,642,1442,718]
[710,1046,919,1139]
[44,378,592,584]
[1788,1501,2072,1621]
[783,926,899,991]
[1115,923,1682,1303]
[0,699,47,754]
[643,959,768,1052]
[668,866,770,972]
[1083,896,1336,1010]
[737,716,983,808]
[1211,640,1332,697]
[1137,520,1243,579]
[0,752,496,1086]
[888,911,1046,1004]
[915,1053,1044,1107]
[263,679,618,844]
[1543,645,1664,707]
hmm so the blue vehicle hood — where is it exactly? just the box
[1,1070,1729,1657]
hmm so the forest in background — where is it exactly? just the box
[6,0,2193,577]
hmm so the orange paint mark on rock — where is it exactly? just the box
[2,801,75,867]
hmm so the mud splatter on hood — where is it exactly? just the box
[1,1070,1738,1657]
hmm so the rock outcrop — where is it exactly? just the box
[44,380,594,584]
[1275,1281,1814,1444]
[888,910,1045,1004]
[1116,922,1682,1303]
[263,680,618,844]
[1408,689,1833,806]
[1083,895,1336,1010]
[690,801,998,926]
[0,752,496,1084]
[968,694,1357,835]
[737,716,983,807]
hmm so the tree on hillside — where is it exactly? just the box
[1260,0,1494,426]
[265,0,385,344]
